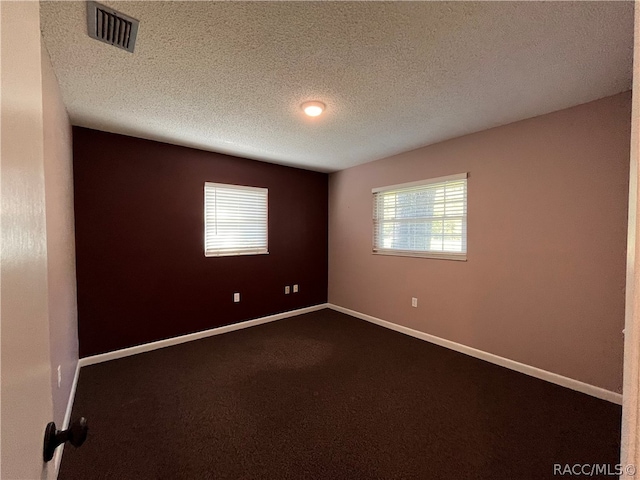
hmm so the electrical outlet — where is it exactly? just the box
[293,284,299,293]
[57,365,62,388]
[285,286,290,294]
[234,292,240,303]
[411,297,418,308]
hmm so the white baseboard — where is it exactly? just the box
[328,304,623,405]
[79,303,329,367]
[53,360,81,478]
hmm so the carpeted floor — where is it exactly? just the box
[59,309,621,480]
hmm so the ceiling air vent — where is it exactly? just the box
[87,1,139,53]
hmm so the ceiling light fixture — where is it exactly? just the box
[302,101,325,117]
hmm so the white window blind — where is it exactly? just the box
[372,173,467,260]
[204,182,268,257]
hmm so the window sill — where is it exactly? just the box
[205,251,269,258]
[373,250,466,261]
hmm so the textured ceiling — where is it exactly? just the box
[40,1,633,172]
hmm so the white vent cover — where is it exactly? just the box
[87,1,139,53]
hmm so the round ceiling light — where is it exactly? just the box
[302,101,325,117]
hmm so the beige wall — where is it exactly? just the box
[42,40,78,427]
[1,2,77,477]
[329,92,631,393]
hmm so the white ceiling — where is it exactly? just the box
[40,1,634,173]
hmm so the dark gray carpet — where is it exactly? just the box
[59,309,621,479]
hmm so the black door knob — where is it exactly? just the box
[43,417,88,462]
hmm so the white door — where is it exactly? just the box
[1,2,57,478]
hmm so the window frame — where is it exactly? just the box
[372,173,468,261]
[204,182,269,258]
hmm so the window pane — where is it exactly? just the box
[204,183,268,257]
[373,175,467,257]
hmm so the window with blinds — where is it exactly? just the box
[204,182,268,257]
[372,173,467,260]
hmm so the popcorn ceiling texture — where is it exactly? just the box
[39,1,633,172]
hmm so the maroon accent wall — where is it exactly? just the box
[73,127,328,357]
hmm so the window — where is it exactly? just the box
[372,173,467,260]
[204,182,268,257]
